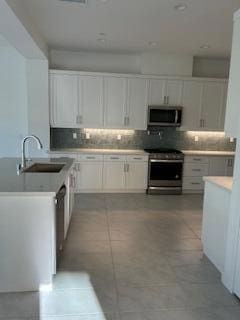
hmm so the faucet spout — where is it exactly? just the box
[21,135,43,170]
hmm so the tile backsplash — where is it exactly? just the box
[50,128,236,151]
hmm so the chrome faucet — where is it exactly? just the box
[20,135,43,170]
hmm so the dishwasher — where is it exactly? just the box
[55,185,66,265]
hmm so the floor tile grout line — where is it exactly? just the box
[104,194,123,319]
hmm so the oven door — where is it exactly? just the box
[149,159,183,187]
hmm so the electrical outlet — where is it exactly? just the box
[86,132,90,140]
[117,134,122,140]
[73,132,77,139]
[230,137,235,143]
[194,136,199,142]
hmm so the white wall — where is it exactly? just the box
[50,49,141,74]
[26,59,50,157]
[50,49,194,76]
[0,45,28,157]
[140,53,193,76]
[193,57,230,78]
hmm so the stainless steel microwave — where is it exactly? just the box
[148,106,182,127]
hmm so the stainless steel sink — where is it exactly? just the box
[24,163,65,173]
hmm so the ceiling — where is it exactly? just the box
[22,0,240,57]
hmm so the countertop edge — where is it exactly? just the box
[203,176,233,192]
[182,150,235,156]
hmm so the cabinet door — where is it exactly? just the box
[225,158,234,176]
[103,162,126,190]
[201,82,226,130]
[50,74,79,127]
[208,157,229,176]
[79,76,104,128]
[181,81,203,130]
[166,80,183,105]
[126,162,148,190]
[148,79,166,105]
[104,77,127,128]
[219,83,228,130]
[127,78,148,130]
[77,162,103,190]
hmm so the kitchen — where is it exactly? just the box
[0,0,240,319]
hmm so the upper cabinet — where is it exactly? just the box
[103,77,127,128]
[49,70,228,132]
[148,79,183,105]
[180,80,228,131]
[79,76,104,128]
[225,13,240,137]
[181,81,203,130]
[126,78,149,130]
[201,82,227,130]
[50,74,79,127]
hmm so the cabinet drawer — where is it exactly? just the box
[81,154,104,161]
[104,155,126,162]
[183,177,204,190]
[184,163,209,177]
[50,153,77,160]
[184,156,209,164]
[127,155,148,162]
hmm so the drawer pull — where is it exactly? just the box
[192,169,201,172]
[191,182,201,185]
[193,158,201,161]
[86,156,96,159]
[133,157,142,160]
[110,157,120,160]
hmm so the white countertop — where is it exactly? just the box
[182,150,235,157]
[49,148,148,155]
[203,176,233,192]
[0,158,74,196]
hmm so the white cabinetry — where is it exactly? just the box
[103,161,126,190]
[50,74,79,127]
[78,76,104,128]
[75,155,104,192]
[183,155,234,193]
[104,77,127,128]
[127,78,148,130]
[181,80,227,131]
[126,160,148,190]
[201,82,227,130]
[148,79,183,105]
[225,13,240,137]
[181,81,203,130]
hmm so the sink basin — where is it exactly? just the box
[24,163,65,173]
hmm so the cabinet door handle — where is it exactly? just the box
[192,169,201,172]
[133,157,142,160]
[192,182,201,185]
[124,163,127,172]
[76,115,82,124]
[110,157,120,160]
[193,158,201,161]
[124,116,127,126]
[163,96,166,104]
[86,156,95,160]
[167,96,169,105]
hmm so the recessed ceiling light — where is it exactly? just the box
[148,41,158,47]
[174,3,188,11]
[200,44,211,49]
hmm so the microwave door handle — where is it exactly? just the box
[175,110,178,124]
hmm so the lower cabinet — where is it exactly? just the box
[126,162,148,190]
[183,155,234,193]
[76,161,103,191]
[103,162,126,190]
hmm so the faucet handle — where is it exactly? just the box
[16,163,22,175]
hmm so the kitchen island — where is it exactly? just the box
[0,157,75,292]
[202,176,233,274]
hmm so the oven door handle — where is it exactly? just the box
[150,159,183,163]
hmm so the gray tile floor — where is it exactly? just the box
[1,194,240,319]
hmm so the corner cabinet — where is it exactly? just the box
[180,79,228,131]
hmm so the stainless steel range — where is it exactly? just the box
[145,148,184,195]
